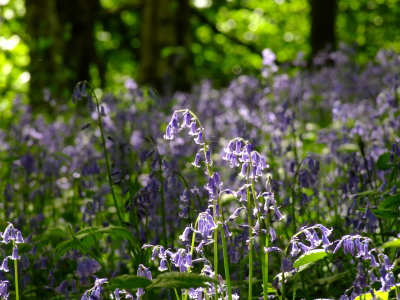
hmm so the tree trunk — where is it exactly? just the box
[310,0,337,59]
[25,0,64,110]
[25,0,100,112]
[138,0,192,94]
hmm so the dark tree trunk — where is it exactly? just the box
[25,0,100,112]
[58,0,101,88]
[25,0,64,110]
[138,0,192,94]
[310,0,337,59]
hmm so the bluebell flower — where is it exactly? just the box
[0,258,9,272]
[290,242,300,257]
[269,227,277,241]
[14,230,24,244]
[179,227,193,242]
[298,242,312,252]
[182,111,192,128]
[239,162,248,177]
[0,280,9,300]
[228,207,245,221]
[197,210,216,242]
[136,265,152,298]
[158,258,168,271]
[10,246,20,260]
[192,152,202,168]
[194,131,204,145]
[1,224,14,244]
[188,122,198,136]
[205,149,212,165]
[80,278,108,300]
[164,125,174,140]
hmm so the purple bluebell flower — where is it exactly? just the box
[2,224,14,244]
[179,227,193,242]
[194,131,204,145]
[205,149,212,165]
[222,222,232,237]
[0,258,9,272]
[228,207,245,221]
[205,177,218,199]
[269,227,277,241]
[10,246,20,260]
[290,242,300,257]
[192,152,202,168]
[164,125,174,140]
[197,210,216,241]
[369,253,379,267]
[182,111,192,128]
[298,242,312,252]
[158,258,168,271]
[136,265,152,298]
[14,230,24,244]
[188,122,198,136]
[273,206,284,221]
[239,163,248,177]
[0,281,9,300]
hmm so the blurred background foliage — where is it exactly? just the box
[0,0,399,114]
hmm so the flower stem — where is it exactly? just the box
[13,242,19,300]
[84,82,124,225]
[246,181,253,300]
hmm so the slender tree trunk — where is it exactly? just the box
[25,0,64,110]
[138,0,191,94]
[310,0,337,59]
[25,0,100,112]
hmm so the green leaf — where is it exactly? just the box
[379,193,400,209]
[274,263,315,282]
[376,152,392,170]
[109,275,152,290]
[353,290,388,300]
[148,272,217,290]
[371,209,399,219]
[382,238,400,248]
[293,249,328,268]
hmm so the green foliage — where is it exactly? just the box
[379,193,400,209]
[148,272,217,290]
[293,249,328,268]
[109,275,152,290]
[376,152,393,170]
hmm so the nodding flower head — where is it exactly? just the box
[223,138,269,180]
[1,223,24,245]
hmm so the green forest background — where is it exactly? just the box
[0,0,399,115]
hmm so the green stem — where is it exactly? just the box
[13,242,19,300]
[84,82,123,225]
[246,181,253,300]
[218,201,232,300]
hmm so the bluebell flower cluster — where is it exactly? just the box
[223,138,268,180]
[333,235,396,295]
[81,277,108,300]
[0,223,24,275]
[289,224,333,258]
